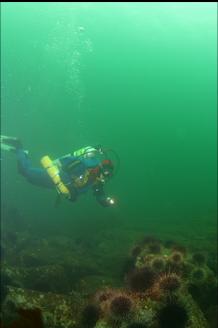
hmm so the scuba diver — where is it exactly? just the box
[0,136,116,207]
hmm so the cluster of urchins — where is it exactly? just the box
[80,236,216,328]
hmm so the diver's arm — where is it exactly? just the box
[93,183,115,207]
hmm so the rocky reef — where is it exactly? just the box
[1,225,217,327]
[80,235,216,328]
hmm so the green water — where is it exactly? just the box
[1,2,217,265]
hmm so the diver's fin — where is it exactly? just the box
[0,135,18,143]
[0,135,18,140]
[0,135,23,151]
[0,143,16,152]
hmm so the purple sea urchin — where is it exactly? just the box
[109,295,133,319]
[142,235,159,244]
[170,252,183,264]
[127,323,148,328]
[158,302,188,328]
[81,304,101,328]
[191,268,206,282]
[192,252,206,265]
[151,257,165,272]
[164,240,176,248]
[149,243,161,254]
[129,266,156,292]
[172,245,187,255]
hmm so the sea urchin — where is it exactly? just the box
[109,295,133,319]
[157,273,182,294]
[129,266,156,292]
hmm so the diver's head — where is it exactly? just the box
[100,159,114,179]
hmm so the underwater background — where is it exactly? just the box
[1,2,217,328]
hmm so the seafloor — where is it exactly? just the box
[0,204,217,328]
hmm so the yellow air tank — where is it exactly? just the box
[41,156,70,198]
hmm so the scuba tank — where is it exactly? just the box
[41,156,71,199]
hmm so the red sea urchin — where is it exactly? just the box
[157,272,182,294]
[128,266,156,292]
[94,289,114,304]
